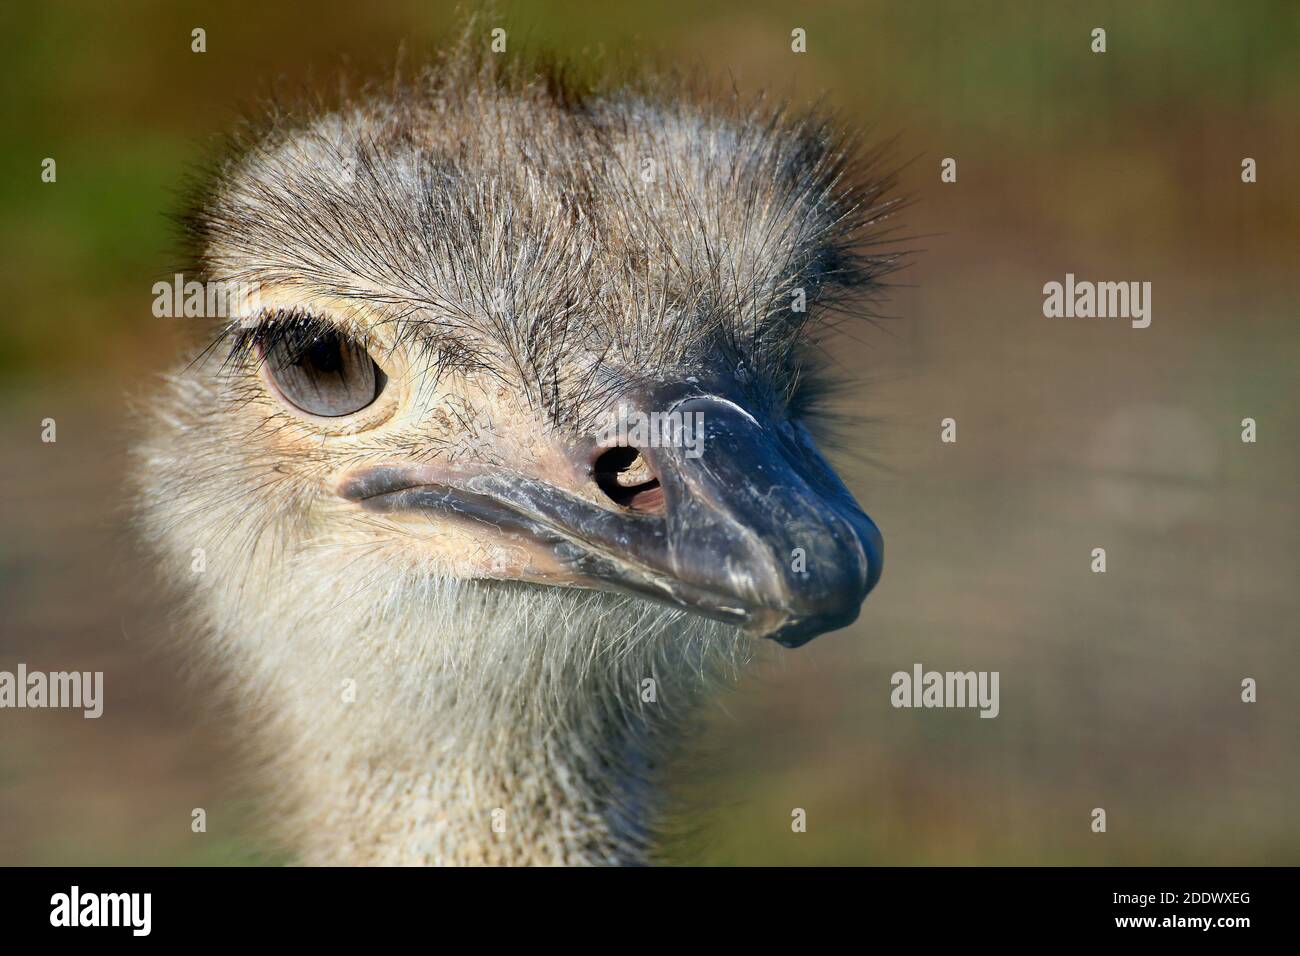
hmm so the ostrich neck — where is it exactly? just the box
[282,691,661,867]
[238,585,723,866]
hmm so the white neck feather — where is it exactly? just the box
[193,558,743,865]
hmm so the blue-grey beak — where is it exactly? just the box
[339,390,882,647]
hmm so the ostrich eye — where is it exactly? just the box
[263,328,387,417]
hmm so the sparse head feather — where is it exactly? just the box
[184,45,903,430]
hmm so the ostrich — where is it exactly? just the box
[134,48,897,866]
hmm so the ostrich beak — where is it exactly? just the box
[338,393,882,647]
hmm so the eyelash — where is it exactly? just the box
[224,308,373,374]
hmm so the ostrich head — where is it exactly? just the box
[136,51,898,865]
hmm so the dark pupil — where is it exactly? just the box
[303,337,341,374]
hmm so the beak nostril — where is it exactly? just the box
[592,446,665,514]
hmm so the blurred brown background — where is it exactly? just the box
[0,0,1296,864]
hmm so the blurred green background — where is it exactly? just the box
[0,0,1296,865]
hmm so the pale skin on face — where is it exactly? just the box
[235,285,627,587]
